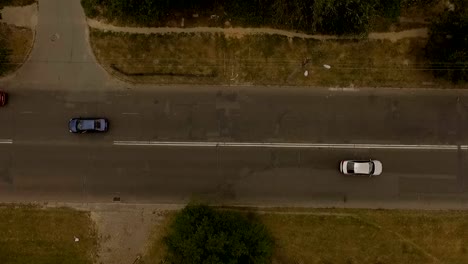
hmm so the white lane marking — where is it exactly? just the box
[328,87,359,92]
[20,111,33,114]
[113,140,468,150]
[122,112,139,115]
[0,139,13,144]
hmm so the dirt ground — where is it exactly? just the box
[68,203,182,264]
[0,3,38,29]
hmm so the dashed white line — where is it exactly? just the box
[0,139,13,144]
[122,112,139,115]
[113,140,468,150]
[20,111,33,114]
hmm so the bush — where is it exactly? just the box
[0,41,11,75]
[425,3,468,83]
[163,204,274,264]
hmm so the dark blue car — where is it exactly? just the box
[68,118,109,133]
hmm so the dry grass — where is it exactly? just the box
[142,208,468,264]
[357,210,468,264]
[0,204,98,264]
[262,209,468,264]
[90,29,465,88]
[0,24,33,76]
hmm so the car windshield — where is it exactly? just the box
[76,120,83,130]
[369,162,374,174]
[347,162,355,173]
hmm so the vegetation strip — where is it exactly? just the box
[90,29,464,88]
[143,206,468,264]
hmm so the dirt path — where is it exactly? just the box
[88,18,428,41]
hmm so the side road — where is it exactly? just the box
[1,0,122,92]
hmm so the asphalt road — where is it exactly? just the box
[1,0,468,207]
[1,88,468,206]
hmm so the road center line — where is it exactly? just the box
[0,139,13,144]
[113,140,468,150]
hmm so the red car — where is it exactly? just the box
[0,91,6,106]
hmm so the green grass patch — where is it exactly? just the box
[90,29,465,88]
[143,208,468,264]
[0,204,98,264]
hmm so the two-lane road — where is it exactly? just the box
[1,0,467,207]
[1,87,468,207]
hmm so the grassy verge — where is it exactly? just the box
[0,24,33,77]
[143,208,468,264]
[0,204,98,264]
[90,29,464,88]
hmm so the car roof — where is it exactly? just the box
[79,119,96,130]
[352,161,371,174]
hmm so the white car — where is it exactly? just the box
[340,160,383,176]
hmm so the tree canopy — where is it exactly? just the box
[82,0,403,35]
[425,1,468,83]
[163,204,274,264]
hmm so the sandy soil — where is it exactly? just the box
[0,3,38,29]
